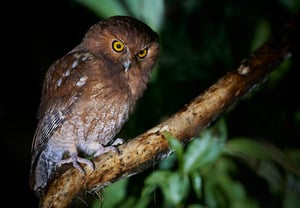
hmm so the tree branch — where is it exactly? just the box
[39,14,299,208]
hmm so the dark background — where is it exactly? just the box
[2,1,99,206]
[1,0,299,207]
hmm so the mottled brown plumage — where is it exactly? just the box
[29,16,159,193]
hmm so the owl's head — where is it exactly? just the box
[80,16,159,74]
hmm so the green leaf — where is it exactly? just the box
[202,157,260,208]
[251,19,271,51]
[224,138,270,160]
[161,172,190,206]
[190,170,202,198]
[182,119,226,173]
[100,179,128,208]
[164,132,184,172]
[183,131,225,173]
[141,183,156,198]
[144,170,171,186]
[75,0,164,32]
[187,205,207,208]
[158,152,177,170]
[75,0,129,18]
[144,170,190,206]
[124,0,164,31]
[119,195,149,208]
[204,174,219,208]
[224,138,300,176]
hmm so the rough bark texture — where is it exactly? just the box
[39,14,299,208]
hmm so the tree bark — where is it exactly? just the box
[39,14,299,208]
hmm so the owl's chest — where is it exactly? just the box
[56,90,130,144]
[49,56,132,144]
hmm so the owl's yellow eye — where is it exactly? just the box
[112,40,125,52]
[137,48,148,58]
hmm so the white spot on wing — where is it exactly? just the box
[56,78,62,87]
[81,55,88,61]
[76,76,88,87]
[73,53,80,58]
[72,59,79,68]
[63,69,70,77]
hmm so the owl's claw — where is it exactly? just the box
[110,138,125,153]
[93,138,125,157]
[56,154,94,174]
[111,138,125,146]
[93,145,115,156]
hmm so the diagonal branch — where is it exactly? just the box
[39,14,299,208]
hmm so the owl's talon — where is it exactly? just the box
[109,146,121,154]
[107,138,125,154]
[77,157,95,170]
[56,154,94,174]
[111,138,125,146]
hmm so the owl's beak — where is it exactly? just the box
[123,59,132,72]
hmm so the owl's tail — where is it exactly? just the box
[29,149,59,195]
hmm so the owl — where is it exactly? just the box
[29,16,159,193]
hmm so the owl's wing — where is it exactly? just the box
[31,51,93,158]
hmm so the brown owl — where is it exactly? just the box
[29,16,159,193]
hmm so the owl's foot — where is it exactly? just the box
[94,138,125,157]
[56,154,94,174]
[110,138,126,154]
[111,138,125,146]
